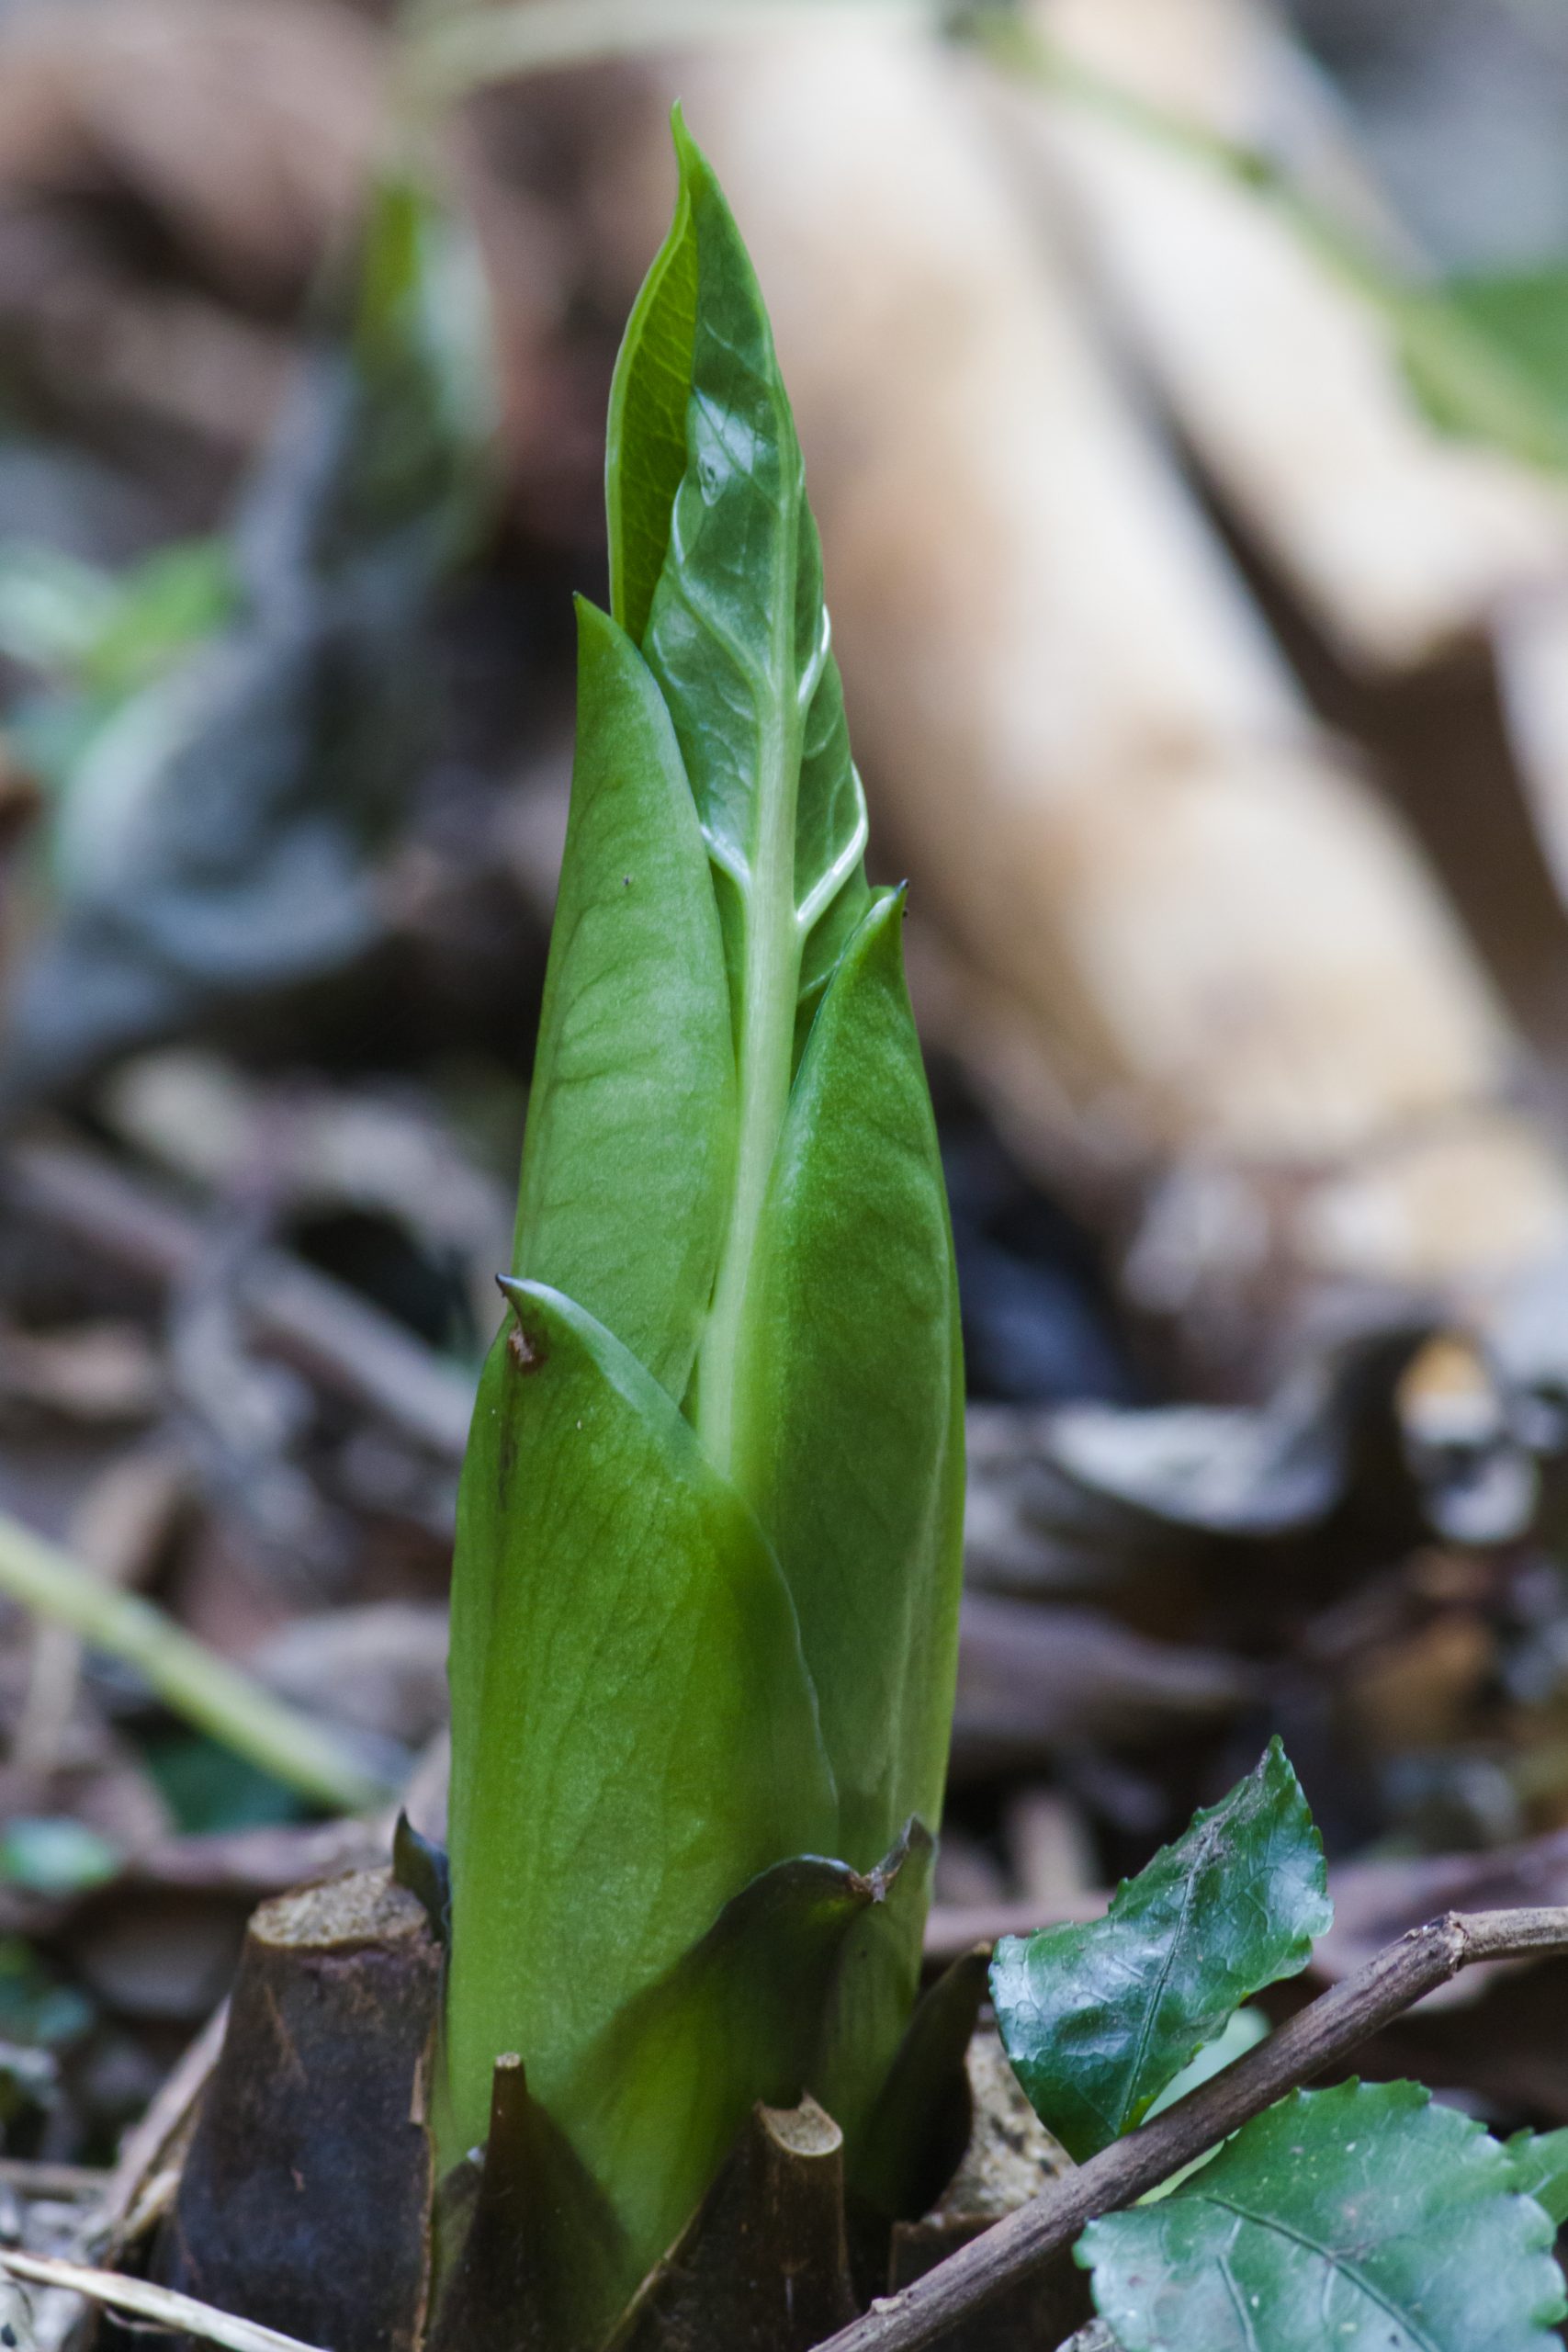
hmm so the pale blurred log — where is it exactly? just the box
[591,20,1568,1338]
[998,0,1568,674]
[1497,584,1568,915]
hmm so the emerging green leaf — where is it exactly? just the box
[445,1280,836,2163]
[992,1739,1330,2161]
[615,111,874,1485]
[441,115,964,2305]
[738,888,964,1871]
[1079,2080,1567,2352]
[512,598,735,1398]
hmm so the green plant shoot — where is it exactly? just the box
[442,112,964,2307]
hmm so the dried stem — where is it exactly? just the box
[817,1905,1568,2352]
[0,2248,328,2352]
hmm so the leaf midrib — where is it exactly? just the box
[693,416,804,1485]
[1117,1810,1224,2133]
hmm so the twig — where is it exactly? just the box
[0,2159,107,2199]
[5,1139,473,1461]
[0,1506,390,1812]
[0,2249,329,2352]
[817,1905,1568,2352]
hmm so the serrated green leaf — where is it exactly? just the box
[512,597,735,1396]
[1080,2080,1567,2352]
[993,1739,1330,2162]
[444,1278,836,2164]
[1508,2127,1568,2229]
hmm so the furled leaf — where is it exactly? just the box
[605,114,962,1911]
[993,1739,1330,2161]
[512,597,736,1396]
[444,1278,837,2163]
[560,1843,908,2300]
[1080,2080,1567,2352]
[620,115,872,1479]
[444,121,967,2309]
[1508,2128,1568,2229]
[738,890,964,1869]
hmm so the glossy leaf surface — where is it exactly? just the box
[512,598,734,1397]
[445,1279,836,2158]
[993,1740,1330,2162]
[1080,2080,1566,2352]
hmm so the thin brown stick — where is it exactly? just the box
[5,1139,473,1459]
[818,1905,1568,2352]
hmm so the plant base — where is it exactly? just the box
[152,1869,1085,2352]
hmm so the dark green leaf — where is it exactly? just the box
[845,1935,990,2224]
[0,1938,91,2048]
[1444,267,1568,433]
[993,1739,1330,2161]
[1080,2080,1567,2351]
[391,1812,450,1946]
[512,597,735,1395]
[1508,2128,1568,2229]
[141,1733,309,1835]
[444,1278,837,2169]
